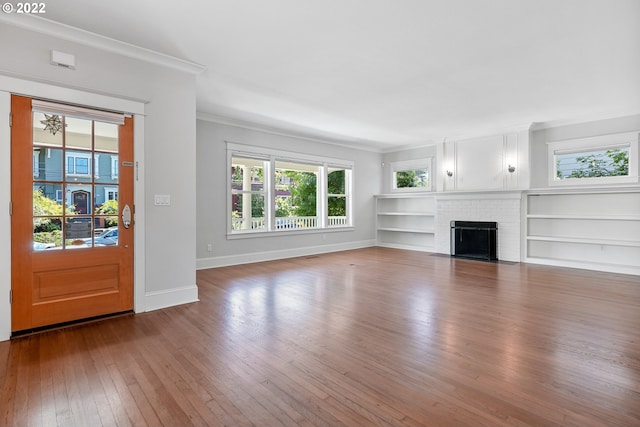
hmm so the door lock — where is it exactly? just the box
[122,204,132,229]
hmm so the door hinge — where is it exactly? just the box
[9,289,12,305]
[9,112,12,127]
[9,201,12,216]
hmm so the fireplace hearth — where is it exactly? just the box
[450,221,498,262]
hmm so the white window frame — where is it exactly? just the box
[111,155,119,180]
[104,187,118,201]
[32,149,40,178]
[548,132,639,186]
[226,142,354,237]
[66,152,92,177]
[94,153,100,179]
[230,154,269,233]
[390,158,433,192]
[326,165,351,228]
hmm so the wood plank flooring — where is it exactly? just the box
[1,247,639,426]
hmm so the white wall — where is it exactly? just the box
[530,114,640,188]
[0,22,199,339]
[196,119,381,267]
[442,130,530,192]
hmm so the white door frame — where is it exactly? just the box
[0,74,146,341]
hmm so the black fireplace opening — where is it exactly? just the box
[450,221,498,262]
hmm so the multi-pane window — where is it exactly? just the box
[66,152,92,176]
[228,144,353,234]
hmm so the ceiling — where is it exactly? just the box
[30,0,640,151]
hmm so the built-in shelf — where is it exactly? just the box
[526,235,640,247]
[377,212,435,216]
[525,189,640,275]
[378,227,435,234]
[526,214,640,221]
[375,194,436,252]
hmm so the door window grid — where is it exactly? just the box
[32,111,120,250]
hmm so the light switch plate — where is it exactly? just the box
[154,195,171,206]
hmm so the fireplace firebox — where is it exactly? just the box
[450,221,498,262]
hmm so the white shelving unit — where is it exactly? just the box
[525,188,640,275]
[375,194,436,252]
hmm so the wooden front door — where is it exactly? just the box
[11,95,134,333]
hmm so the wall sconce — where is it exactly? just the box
[507,164,516,173]
[446,170,453,177]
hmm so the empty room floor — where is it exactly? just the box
[1,247,639,426]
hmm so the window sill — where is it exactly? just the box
[227,226,354,240]
[548,175,639,187]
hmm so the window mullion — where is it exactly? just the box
[318,164,327,228]
[267,157,275,231]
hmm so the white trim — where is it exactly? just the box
[133,115,146,314]
[33,149,40,178]
[196,240,375,269]
[0,91,10,341]
[197,111,384,153]
[143,285,199,312]
[435,190,524,200]
[390,158,433,192]
[0,14,206,75]
[104,186,118,202]
[227,141,354,168]
[548,131,639,186]
[66,151,92,176]
[111,155,119,180]
[0,74,145,115]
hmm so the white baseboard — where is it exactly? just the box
[142,284,199,312]
[196,239,376,269]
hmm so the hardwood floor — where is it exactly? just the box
[1,247,639,426]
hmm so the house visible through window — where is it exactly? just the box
[228,143,353,235]
[66,152,92,176]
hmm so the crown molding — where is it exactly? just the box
[0,14,206,75]
[196,111,386,153]
[530,111,640,131]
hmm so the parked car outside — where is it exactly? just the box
[33,241,55,250]
[83,227,118,246]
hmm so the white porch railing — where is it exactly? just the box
[328,216,348,226]
[232,216,347,231]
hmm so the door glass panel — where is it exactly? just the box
[33,217,62,251]
[32,184,63,216]
[95,122,119,153]
[31,108,120,250]
[65,150,93,183]
[33,112,63,147]
[67,184,92,214]
[95,153,119,184]
[65,217,93,248]
[33,147,63,181]
[64,117,92,150]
